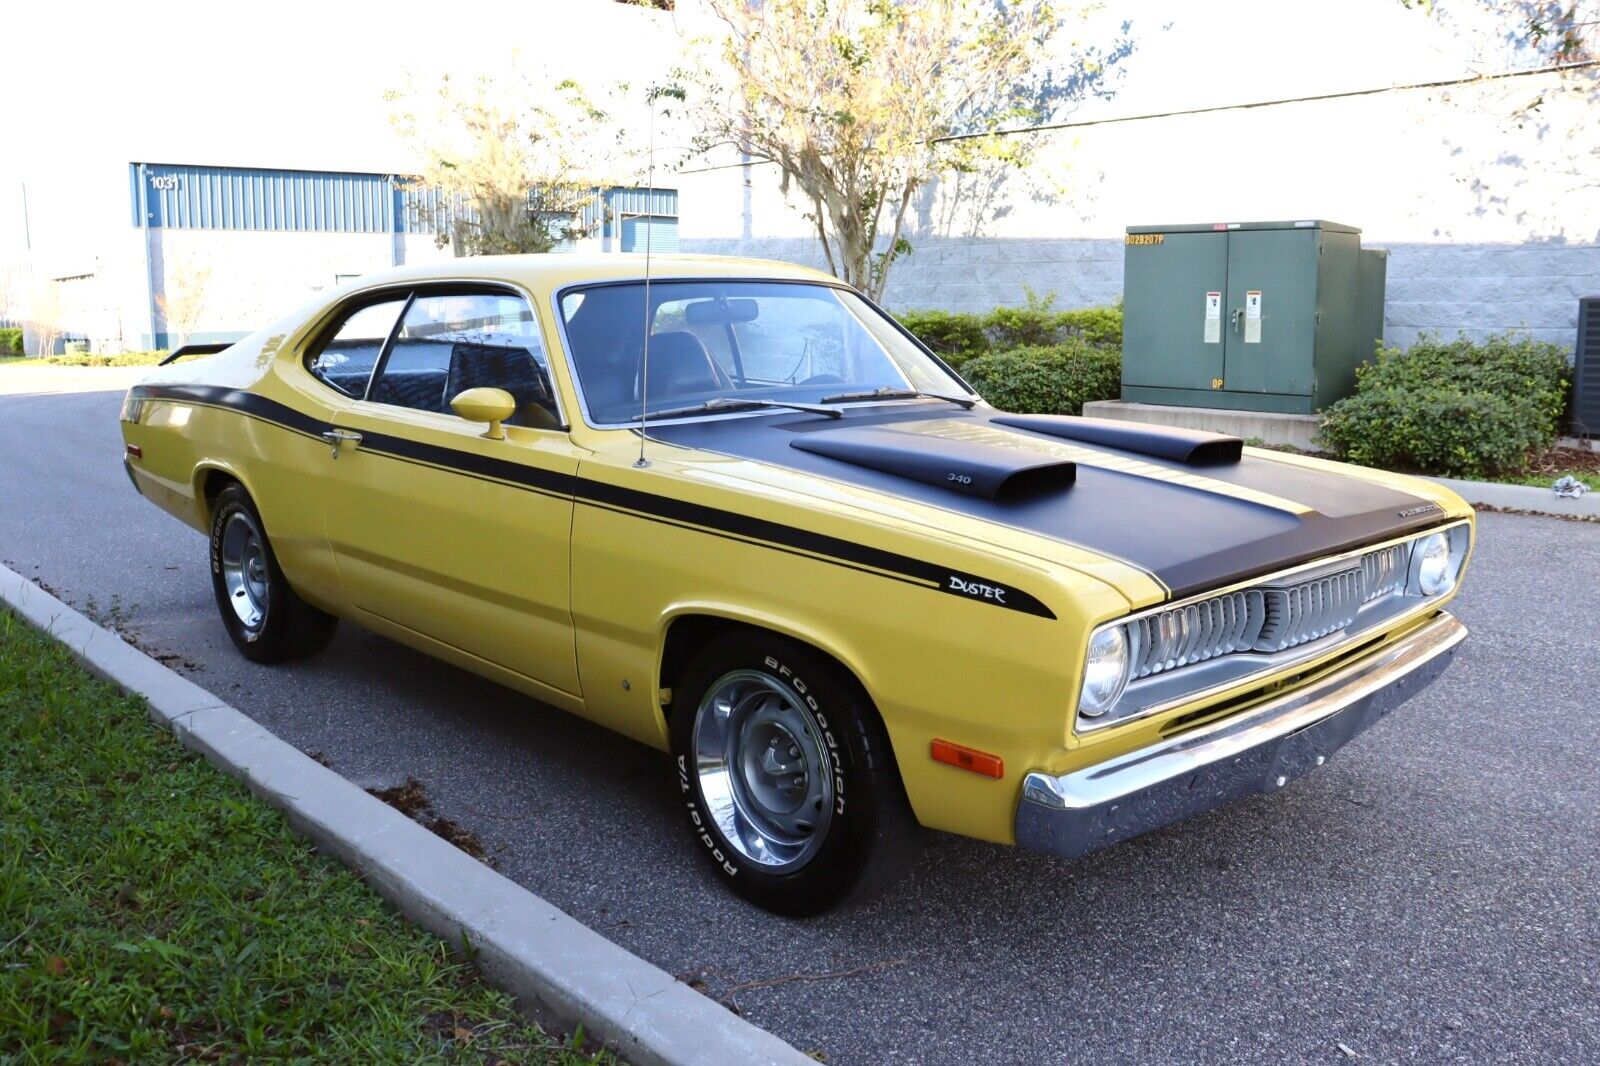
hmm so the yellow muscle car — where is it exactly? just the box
[120,254,1472,914]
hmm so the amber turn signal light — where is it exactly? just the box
[930,739,1003,779]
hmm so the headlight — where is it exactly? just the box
[1412,532,1453,596]
[1078,624,1130,719]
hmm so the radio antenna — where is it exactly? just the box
[635,85,660,468]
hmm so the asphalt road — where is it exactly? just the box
[4,381,1598,1064]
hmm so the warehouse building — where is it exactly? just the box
[47,162,678,352]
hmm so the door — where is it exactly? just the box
[313,288,582,697]
[1121,230,1229,391]
[1222,228,1318,395]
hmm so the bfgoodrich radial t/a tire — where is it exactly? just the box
[670,631,920,916]
[208,482,336,664]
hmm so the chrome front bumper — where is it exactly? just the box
[1015,612,1467,859]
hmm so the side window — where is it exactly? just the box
[306,298,407,398]
[368,291,559,428]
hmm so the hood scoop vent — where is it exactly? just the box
[992,414,1243,465]
[790,426,1075,500]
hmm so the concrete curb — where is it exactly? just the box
[0,563,812,1066]
[1421,476,1600,518]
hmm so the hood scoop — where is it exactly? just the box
[992,414,1243,465]
[790,425,1075,500]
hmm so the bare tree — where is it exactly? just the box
[156,257,214,349]
[1406,1,1598,210]
[1405,1,1598,64]
[386,70,630,255]
[27,279,61,358]
[689,0,1131,300]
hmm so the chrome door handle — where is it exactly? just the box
[320,428,362,458]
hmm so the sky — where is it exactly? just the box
[0,0,1533,269]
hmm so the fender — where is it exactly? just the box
[191,459,257,530]
[654,600,884,727]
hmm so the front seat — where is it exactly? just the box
[445,341,560,428]
[643,331,725,398]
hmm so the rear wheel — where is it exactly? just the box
[209,483,336,663]
[670,631,920,915]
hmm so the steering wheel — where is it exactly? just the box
[797,373,845,385]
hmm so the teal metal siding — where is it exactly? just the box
[130,164,677,244]
[620,216,679,252]
[131,163,398,233]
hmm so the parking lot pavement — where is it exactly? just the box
[3,388,1597,1064]
[0,364,148,396]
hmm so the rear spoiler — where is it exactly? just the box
[159,342,233,366]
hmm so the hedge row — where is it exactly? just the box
[896,296,1132,416]
[895,295,1124,416]
[0,327,22,356]
[897,299,1122,368]
[1318,333,1572,479]
[961,341,1121,416]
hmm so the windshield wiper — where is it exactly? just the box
[819,386,978,409]
[629,397,843,422]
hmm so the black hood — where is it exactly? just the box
[647,406,1447,598]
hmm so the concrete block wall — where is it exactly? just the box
[1379,243,1600,350]
[681,235,1600,354]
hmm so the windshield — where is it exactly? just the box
[557,280,971,425]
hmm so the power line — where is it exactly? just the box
[676,59,1600,174]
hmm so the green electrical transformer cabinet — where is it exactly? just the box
[1121,220,1387,414]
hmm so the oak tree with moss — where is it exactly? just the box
[691,0,1130,300]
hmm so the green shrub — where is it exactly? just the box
[1352,333,1571,441]
[0,327,22,355]
[899,296,1123,368]
[1056,304,1123,350]
[981,286,1065,349]
[962,341,1122,416]
[1318,332,1572,479]
[982,290,1123,352]
[1318,387,1544,479]
[896,309,987,366]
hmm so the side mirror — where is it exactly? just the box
[450,387,517,440]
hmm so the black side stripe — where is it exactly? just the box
[131,384,1057,619]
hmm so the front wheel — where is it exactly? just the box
[209,483,336,663]
[670,632,920,915]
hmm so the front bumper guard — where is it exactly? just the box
[1016,612,1467,859]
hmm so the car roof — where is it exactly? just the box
[337,252,839,295]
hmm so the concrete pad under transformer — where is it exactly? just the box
[1082,399,1325,452]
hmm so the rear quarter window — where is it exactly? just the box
[306,298,408,398]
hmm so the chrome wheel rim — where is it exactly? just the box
[692,669,834,870]
[219,512,269,633]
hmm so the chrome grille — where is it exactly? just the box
[1129,590,1263,678]
[1257,568,1363,652]
[1361,542,1409,602]
[1126,541,1416,680]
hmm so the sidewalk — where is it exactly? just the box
[1422,475,1600,520]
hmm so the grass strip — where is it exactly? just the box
[0,609,614,1064]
